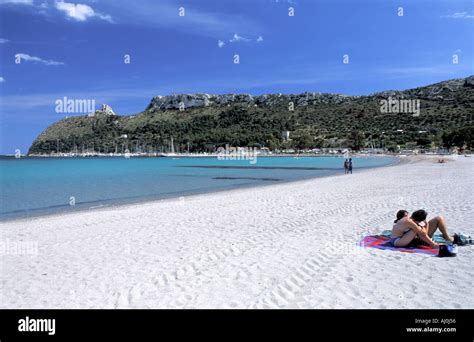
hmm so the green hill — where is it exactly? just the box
[28,76,474,155]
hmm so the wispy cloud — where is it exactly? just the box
[2,0,260,41]
[221,62,474,91]
[1,0,113,23]
[226,33,263,45]
[442,12,474,19]
[55,1,114,23]
[105,0,262,39]
[0,0,33,5]
[15,53,64,66]
[217,40,225,48]
[372,64,473,81]
[0,77,5,83]
[273,0,296,4]
[229,33,251,43]
[0,86,162,113]
[0,38,9,44]
[1,65,472,117]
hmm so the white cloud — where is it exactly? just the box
[0,0,33,5]
[217,40,225,48]
[54,1,114,23]
[227,33,263,44]
[15,53,64,66]
[0,77,5,83]
[229,33,251,43]
[0,38,9,44]
[442,12,474,19]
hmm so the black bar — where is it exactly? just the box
[1,309,473,341]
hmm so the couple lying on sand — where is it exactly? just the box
[390,209,454,248]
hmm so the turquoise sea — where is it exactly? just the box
[0,156,398,220]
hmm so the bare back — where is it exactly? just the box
[391,217,412,238]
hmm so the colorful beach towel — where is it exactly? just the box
[359,234,440,256]
[381,230,453,245]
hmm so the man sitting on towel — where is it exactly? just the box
[390,209,454,248]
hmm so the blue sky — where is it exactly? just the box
[0,0,473,154]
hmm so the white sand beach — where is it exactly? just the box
[1,156,473,309]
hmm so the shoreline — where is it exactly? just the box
[4,152,464,159]
[0,155,401,223]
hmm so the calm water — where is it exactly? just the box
[0,156,398,220]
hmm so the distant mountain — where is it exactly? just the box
[28,76,474,155]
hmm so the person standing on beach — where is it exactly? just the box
[348,158,353,174]
[343,159,349,174]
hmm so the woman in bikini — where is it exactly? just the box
[390,209,454,248]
